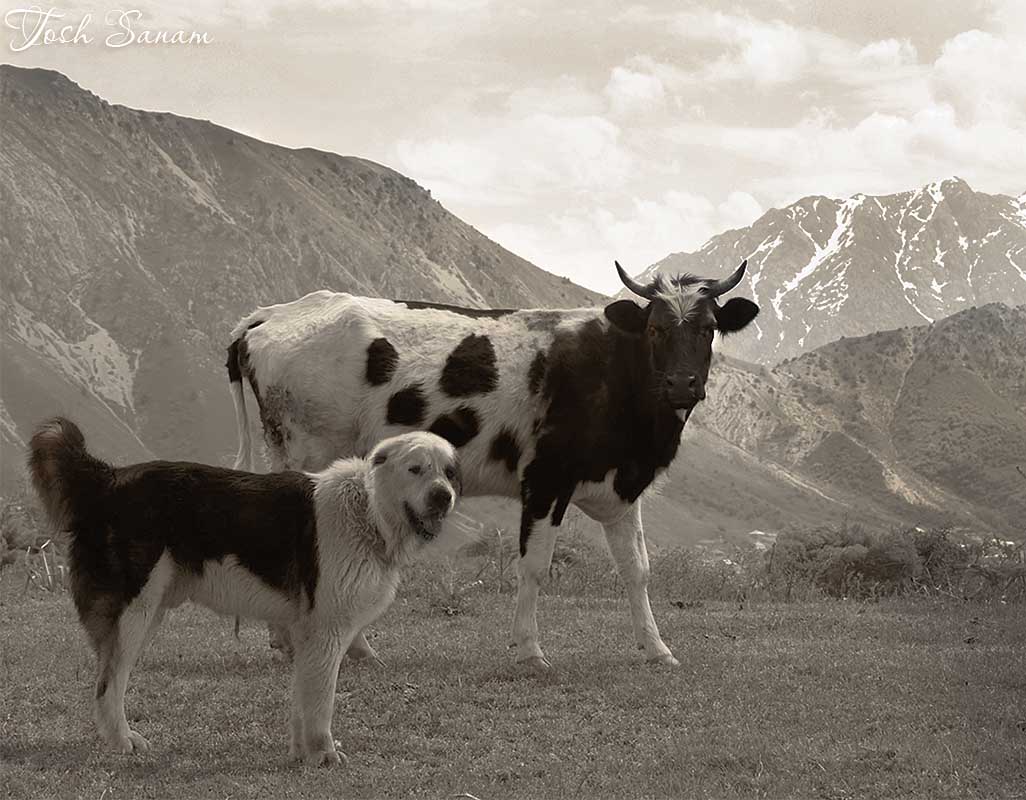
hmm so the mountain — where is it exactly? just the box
[637,178,1026,364]
[0,65,601,488]
[658,303,1026,542]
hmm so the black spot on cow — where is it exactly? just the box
[517,318,686,555]
[489,429,521,473]
[225,339,243,383]
[440,334,499,397]
[527,350,547,395]
[428,406,480,448]
[365,338,399,385]
[387,385,428,427]
[397,300,517,318]
[227,337,285,452]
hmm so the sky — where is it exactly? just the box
[4,0,1025,292]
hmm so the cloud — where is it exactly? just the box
[933,28,1026,122]
[395,109,634,207]
[488,189,764,293]
[604,63,666,115]
[856,38,918,68]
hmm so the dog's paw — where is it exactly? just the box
[346,646,386,668]
[516,655,552,671]
[111,729,150,754]
[647,652,681,667]
[305,748,348,768]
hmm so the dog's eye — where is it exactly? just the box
[408,465,422,475]
[444,466,456,480]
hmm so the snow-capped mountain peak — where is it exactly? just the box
[640,177,1026,363]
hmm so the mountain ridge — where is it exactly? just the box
[636,176,1026,364]
[0,64,601,486]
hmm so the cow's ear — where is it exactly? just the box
[714,298,759,333]
[604,300,647,334]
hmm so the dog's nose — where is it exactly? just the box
[427,486,453,514]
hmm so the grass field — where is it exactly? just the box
[2,570,1025,799]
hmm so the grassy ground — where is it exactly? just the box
[2,574,1025,799]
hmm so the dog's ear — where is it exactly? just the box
[450,458,463,497]
[370,440,395,467]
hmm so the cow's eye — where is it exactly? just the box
[408,465,422,475]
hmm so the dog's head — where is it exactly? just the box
[368,431,461,548]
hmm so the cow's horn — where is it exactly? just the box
[706,260,748,298]
[615,261,656,299]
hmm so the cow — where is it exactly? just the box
[225,260,759,668]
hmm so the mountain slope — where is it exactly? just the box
[0,65,601,486]
[638,178,1026,364]
[682,303,1026,538]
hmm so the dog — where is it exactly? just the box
[28,417,461,766]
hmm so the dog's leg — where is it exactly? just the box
[94,603,159,753]
[288,656,305,762]
[292,628,351,767]
[269,623,295,662]
[345,629,384,666]
[141,606,167,651]
[94,555,172,753]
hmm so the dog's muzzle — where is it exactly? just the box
[426,486,454,515]
[404,502,445,541]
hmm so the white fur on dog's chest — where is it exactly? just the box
[321,562,399,629]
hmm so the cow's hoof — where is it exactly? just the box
[517,655,552,671]
[648,653,681,667]
[111,729,150,753]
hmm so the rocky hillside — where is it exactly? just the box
[0,65,600,487]
[676,303,1026,540]
[638,179,1026,364]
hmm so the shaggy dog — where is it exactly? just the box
[28,417,461,766]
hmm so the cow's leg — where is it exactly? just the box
[600,503,678,666]
[512,515,558,669]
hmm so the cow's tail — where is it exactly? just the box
[226,337,253,471]
[28,417,112,535]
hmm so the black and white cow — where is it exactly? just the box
[226,261,759,668]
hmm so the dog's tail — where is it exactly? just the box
[28,417,112,533]
[226,337,253,471]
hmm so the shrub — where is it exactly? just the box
[767,524,922,599]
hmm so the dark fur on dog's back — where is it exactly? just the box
[28,417,320,649]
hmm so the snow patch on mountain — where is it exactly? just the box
[1014,193,1026,229]
[0,401,23,446]
[1008,247,1026,282]
[771,196,860,321]
[892,203,933,323]
[8,302,136,412]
